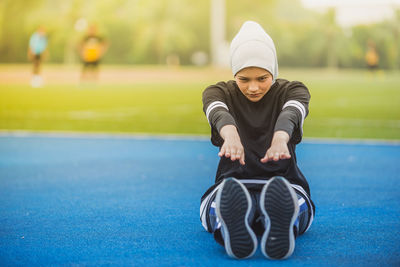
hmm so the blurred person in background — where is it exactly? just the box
[27,26,48,88]
[365,39,379,72]
[79,24,108,82]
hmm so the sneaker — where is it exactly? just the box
[260,177,299,259]
[215,178,257,259]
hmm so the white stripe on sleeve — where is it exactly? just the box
[205,101,229,125]
[282,100,306,133]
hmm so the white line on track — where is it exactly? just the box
[0,130,209,141]
[0,130,399,145]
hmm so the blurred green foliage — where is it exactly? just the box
[1,0,399,68]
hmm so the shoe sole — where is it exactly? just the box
[260,177,299,259]
[215,178,257,259]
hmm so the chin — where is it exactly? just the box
[248,97,262,102]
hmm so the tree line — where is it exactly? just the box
[1,0,399,69]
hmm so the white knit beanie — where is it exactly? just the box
[230,21,278,81]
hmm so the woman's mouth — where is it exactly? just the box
[248,93,261,98]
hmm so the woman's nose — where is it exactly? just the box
[248,81,258,92]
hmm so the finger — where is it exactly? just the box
[218,146,225,157]
[233,154,241,161]
[260,152,270,163]
[230,149,237,161]
[267,152,275,161]
[225,148,231,158]
[260,155,268,163]
[273,152,280,161]
[232,149,242,161]
[280,152,291,159]
[240,151,245,165]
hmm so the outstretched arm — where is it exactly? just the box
[202,83,246,165]
[260,131,291,162]
[262,82,310,162]
[219,125,245,165]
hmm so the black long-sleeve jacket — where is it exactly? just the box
[202,79,312,196]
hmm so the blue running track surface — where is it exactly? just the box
[0,134,399,266]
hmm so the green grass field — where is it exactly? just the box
[0,66,399,140]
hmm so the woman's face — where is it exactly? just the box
[235,67,273,102]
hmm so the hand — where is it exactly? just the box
[261,131,291,163]
[219,125,245,165]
